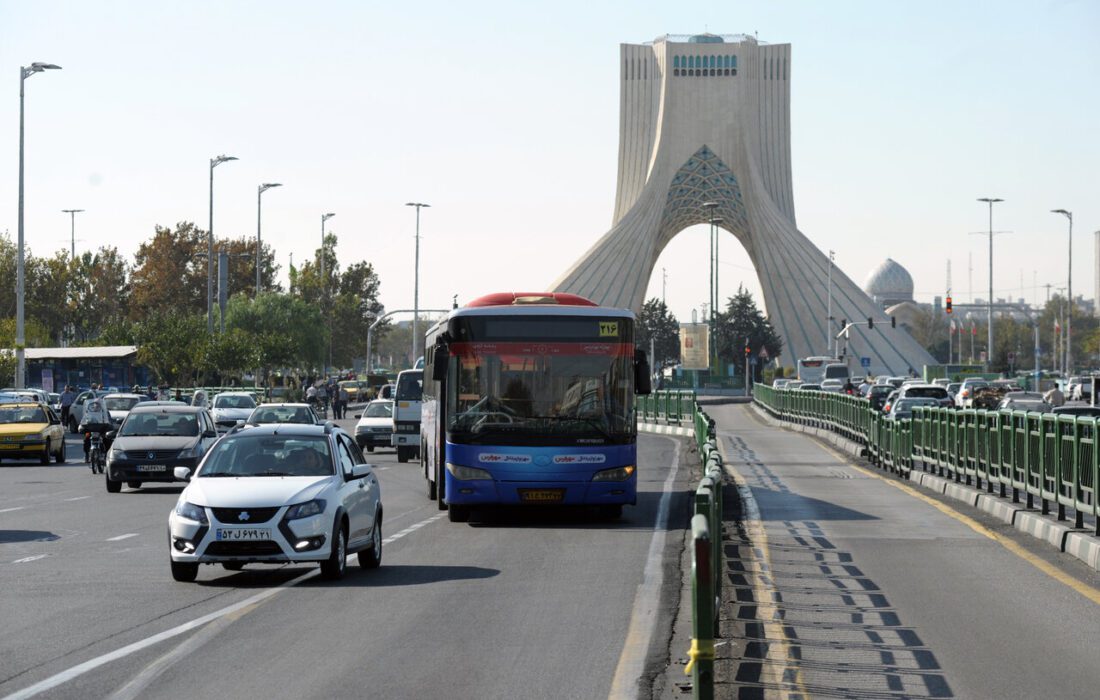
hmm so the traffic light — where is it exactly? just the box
[945,296,953,314]
[744,345,751,356]
[867,317,874,329]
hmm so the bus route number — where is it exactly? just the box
[599,322,619,337]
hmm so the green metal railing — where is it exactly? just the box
[636,390,697,426]
[685,404,722,700]
[754,385,1100,534]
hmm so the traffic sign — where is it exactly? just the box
[860,357,871,368]
[749,356,758,366]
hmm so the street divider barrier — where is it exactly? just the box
[754,385,1099,535]
[636,390,696,425]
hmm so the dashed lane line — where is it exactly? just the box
[0,507,26,514]
[12,555,49,564]
[0,511,446,700]
[64,497,90,502]
[106,534,139,542]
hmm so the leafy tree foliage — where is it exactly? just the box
[636,298,680,367]
[714,286,783,380]
[68,247,130,343]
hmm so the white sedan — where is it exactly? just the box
[210,392,258,431]
[168,423,382,582]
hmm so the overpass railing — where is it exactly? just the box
[754,385,1099,534]
[636,390,696,426]
[686,403,722,700]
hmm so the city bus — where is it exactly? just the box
[797,356,849,384]
[421,292,652,522]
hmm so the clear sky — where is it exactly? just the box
[1,0,1097,328]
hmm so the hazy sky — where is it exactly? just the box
[2,0,1097,328]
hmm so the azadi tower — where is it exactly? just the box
[553,33,934,376]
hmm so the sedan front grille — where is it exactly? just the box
[205,541,283,556]
[211,507,281,524]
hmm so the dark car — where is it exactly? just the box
[105,405,219,493]
[1052,405,1100,418]
[867,384,894,411]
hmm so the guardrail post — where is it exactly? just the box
[686,513,714,700]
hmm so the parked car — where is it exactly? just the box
[0,402,65,464]
[211,392,259,431]
[167,423,383,582]
[888,397,941,421]
[996,392,1051,413]
[354,400,394,452]
[105,404,219,493]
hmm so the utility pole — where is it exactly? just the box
[61,209,83,260]
[1051,209,1073,373]
[975,197,1004,373]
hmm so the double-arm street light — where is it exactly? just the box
[1051,209,1073,373]
[977,197,1003,371]
[406,202,430,362]
[256,183,282,295]
[61,208,84,260]
[17,61,62,388]
[208,155,238,334]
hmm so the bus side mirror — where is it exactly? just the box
[432,347,449,382]
[634,349,652,395]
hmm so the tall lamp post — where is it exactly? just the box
[17,62,62,389]
[827,250,835,353]
[208,155,238,334]
[61,209,84,260]
[702,202,718,371]
[977,197,1003,371]
[256,183,282,295]
[406,202,430,362]
[1052,209,1073,373]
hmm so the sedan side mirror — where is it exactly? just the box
[354,414,362,419]
[106,430,117,440]
[349,463,373,481]
[173,466,191,482]
[202,429,217,438]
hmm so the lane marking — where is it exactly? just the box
[1,511,446,700]
[718,431,809,699]
[608,436,681,700]
[806,425,1100,607]
[106,534,139,542]
[383,514,445,544]
[0,507,26,514]
[12,555,49,564]
[64,497,90,502]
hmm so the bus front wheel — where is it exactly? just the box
[448,505,470,523]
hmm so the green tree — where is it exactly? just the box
[225,292,327,370]
[68,247,130,343]
[636,298,680,367]
[714,286,783,380]
[134,312,207,385]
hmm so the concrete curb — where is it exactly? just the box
[749,403,1100,573]
[638,422,694,437]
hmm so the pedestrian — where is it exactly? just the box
[174,388,183,403]
[1044,386,1065,407]
[59,385,76,430]
[157,385,169,401]
[337,383,350,419]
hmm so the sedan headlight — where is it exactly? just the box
[284,499,326,520]
[446,463,492,481]
[592,465,636,482]
[24,433,45,441]
[175,501,208,524]
[108,447,126,461]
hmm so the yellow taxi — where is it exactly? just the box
[338,380,363,403]
[0,402,66,464]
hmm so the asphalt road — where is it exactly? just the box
[0,422,691,700]
[711,403,1100,699]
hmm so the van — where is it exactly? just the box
[390,370,423,463]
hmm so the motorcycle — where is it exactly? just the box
[87,431,106,474]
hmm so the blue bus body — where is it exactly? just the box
[421,295,648,521]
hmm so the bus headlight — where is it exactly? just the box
[446,463,492,481]
[592,465,635,482]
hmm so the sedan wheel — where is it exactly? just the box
[105,475,121,493]
[320,521,347,580]
[357,515,382,569]
[170,560,198,582]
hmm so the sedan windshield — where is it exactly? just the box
[199,435,333,477]
[120,413,198,436]
[364,401,393,418]
[249,406,315,424]
[0,407,47,423]
[215,395,256,409]
[105,397,140,412]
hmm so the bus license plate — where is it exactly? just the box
[215,528,270,541]
[518,489,565,503]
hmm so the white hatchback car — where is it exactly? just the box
[168,423,382,582]
[210,392,258,431]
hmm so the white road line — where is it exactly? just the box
[608,437,682,699]
[106,534,139,542]
[0,507,26,514]
[0,511,446,700]
[383,514,445,545]
[64,496,90,502]
[12,555,49,564]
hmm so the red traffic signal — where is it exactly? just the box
[945,296,953,314]
[744,346,751,355]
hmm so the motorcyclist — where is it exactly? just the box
[79,398,113,463]
[191,389,208,408]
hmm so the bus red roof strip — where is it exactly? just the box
[465,292,598,308]
[451,341,633,356]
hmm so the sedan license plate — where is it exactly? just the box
[518,489,565,504]
[136,464,166,472]
[215,528,270,541]
[0,444,20,450]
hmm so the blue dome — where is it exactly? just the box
[688,34,725,44]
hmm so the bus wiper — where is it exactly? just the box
[534,415,614,441]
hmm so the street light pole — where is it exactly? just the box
[61,209,84,260]
[827,250,835,353]
[256,183,282,295]
[208,154,238,334]
[406,202,430,363]
[702,202,718,371]
[977,197,1002,371]
[1052,209,1073,373]
[16,62,62,389]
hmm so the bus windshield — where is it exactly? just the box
[446,316,635,445]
